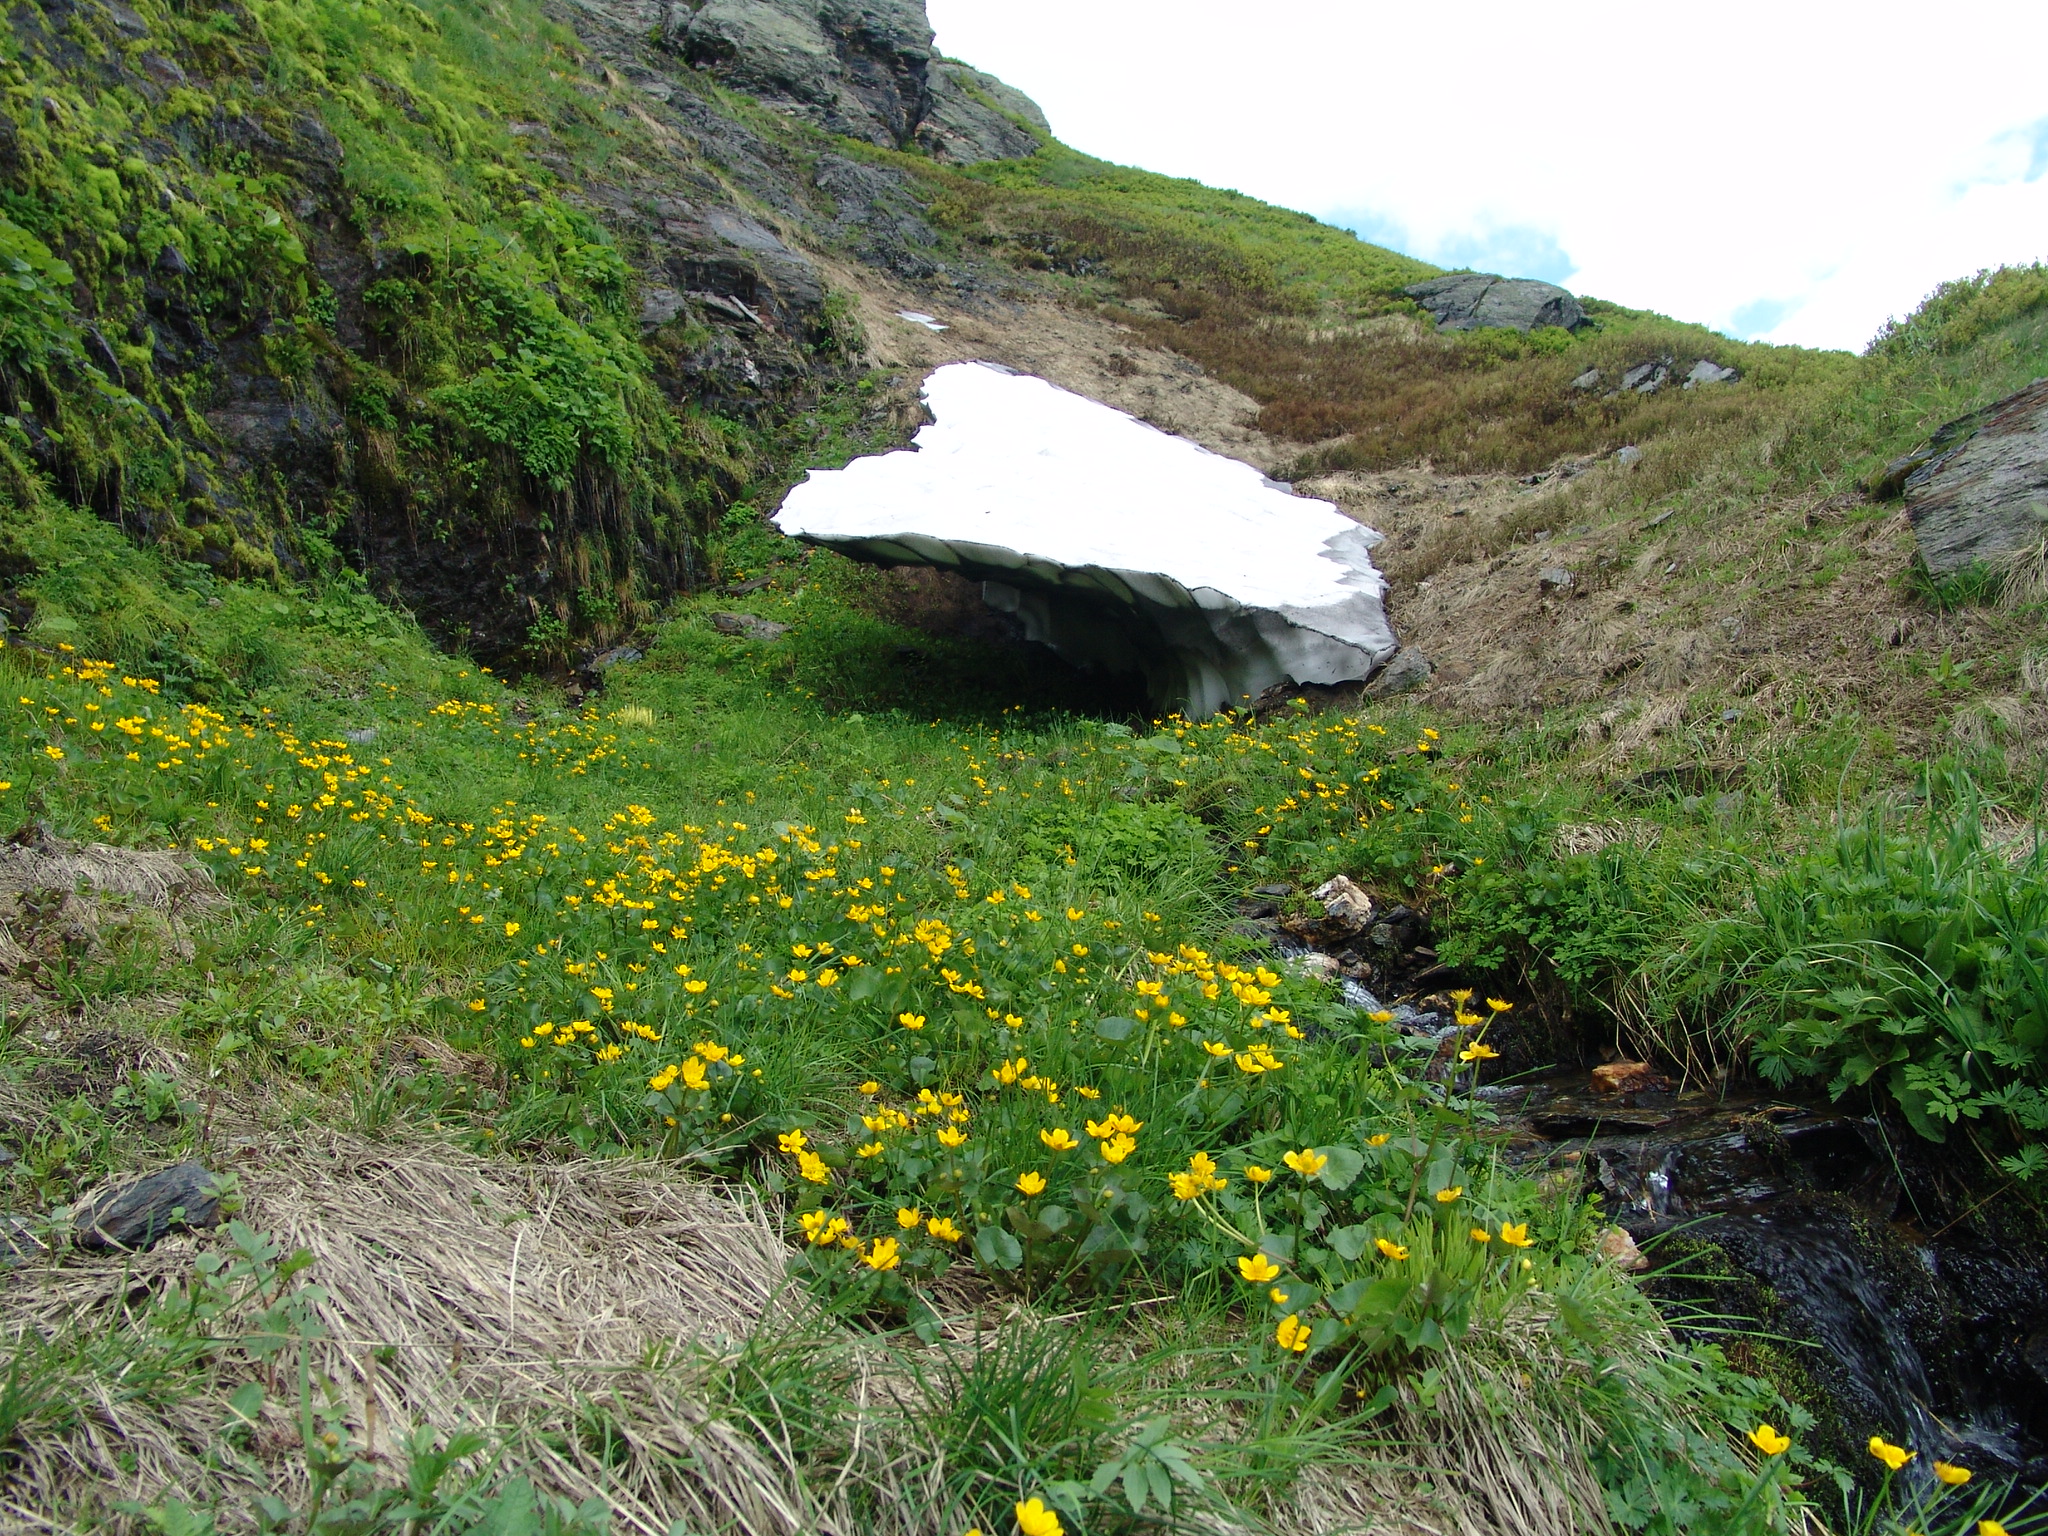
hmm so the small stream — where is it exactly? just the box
[1245,889,2048,1486]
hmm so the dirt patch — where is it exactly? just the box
[0,830,222,980]
[820,257,1296,470]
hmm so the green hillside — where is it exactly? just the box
[5,0,2048,1529]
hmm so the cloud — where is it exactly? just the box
[928,0,2048,353]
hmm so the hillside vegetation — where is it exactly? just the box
[6,0,2048,1530]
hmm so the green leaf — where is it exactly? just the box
[1314,1145,1364,1191]
[973,1223,1023,1270]
[1094,1015,1140,1041]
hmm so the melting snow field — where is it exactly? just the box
[773,363,1400,716]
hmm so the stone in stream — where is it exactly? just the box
[1312,874,1375,931]
[1591,1060,1670,1095]
[73,1160,224,1251]
[709,613,789,640]
[773,363,1399,718]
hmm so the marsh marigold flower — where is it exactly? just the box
[796,1151,830,1184]
[1040,1127,1078,1152]
[1245,1164,1273,1184]
[863,1237,902,1272]
[899,1012,926,1031]
[927,1216,964,1242]
[1499,1221,1533,1248]
[1016,1171,1047,1197]
[1275,1314,1311,1353]
[1099,1134,1136,1164]
[896,1207,922,1229]
[1933,1461,1971,1486]
[1748,1424,1791,1456]
[1470,1227,1492,1243]
[1238,1253,1280,1283]
[1375,1237,1409,1261]
[1459,1040,1500,1063]
[937,1126,968,1149]
[1868,1436,1913,1472]
[778,1129,809,1154]
[1014,1499,1063,1536]
[1435,1186,1463,1203]
[1283,1148,1328,1179]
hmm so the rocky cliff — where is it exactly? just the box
[0,0,1047,665]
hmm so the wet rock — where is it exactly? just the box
[73,1161,223,1251]
[1234,897,1278,919]
[1312,874,1375,930]
[1683,358,1739,388]
[1598,1225,1649,1272]
[1403,273,1589,333]
[1253,883,1294,898]
[709,613,789,640]
[1592,1060,1670,1095]
[1900,378,2048,578]
[1290,952,1340,983]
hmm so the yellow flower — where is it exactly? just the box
[896,1207,922,1229]
[1268,1286,1289,1305]
[1275,1314,1311,1353]
[504,921,520,937]
[1282,1148,1328,1179]
[1016,1170,1048,1196]
[1245,1164,1273,1184]
[1375,1237,1409,1261]
[796,1151,830,1184]
[927,1216,964,1242]
[1748,1424,1791,1456]
[1933,1461,1971,1486]
[1238,1253,1280,1283]
[1981,1522,2010,1536]
[1040,1127,1078,1151]
[1499,1221,1533,1248]
[1470,1227,1492,1243]
[1367,1133,1390,1146]
[856,1141,884,1159]
[899,1012,926,1031]
[1868,1436,1913,1472]
[777,1129,810,1154]
[1201,1039,1233,1057]
[1435,1186,1463,1203]
[1459,1041,1500,1062]
[863,1237,902,1272]
[1099,1133,1136,1164]
[1015,1499,1063,1536]
[937,1126,968,1149]
[859,1080,881,1095]
[1450,988,1474,1005]
[1487,997,1513,1012]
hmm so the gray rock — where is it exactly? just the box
[1904,378,2048,578]
[1571,367,1602,391]
[663,0,1044,162]
[1404,273,1589,334]
[342,727,378,745]
[1615,445,1644,467]
[710,611,791,640]
[73,1161,223,1252]
[1683,358,1739,388]
[1539,566,1574,591]
[1363,646,1432,697]
[918,59,1046,162]
[1621,361,1669,394]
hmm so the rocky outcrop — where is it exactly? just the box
[660,0,1045,161]
[1405,273,1589,334]
[1878,378,2048,577]
[773,363,1400,716]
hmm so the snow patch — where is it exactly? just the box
[773,363,1400,716]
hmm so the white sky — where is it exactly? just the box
[928,0,2048,352]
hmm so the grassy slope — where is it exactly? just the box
[5,6,2048,1527]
